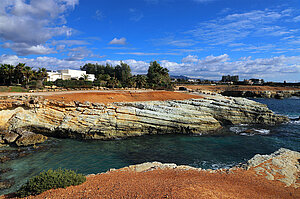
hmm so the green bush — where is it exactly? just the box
[16,168,86,197]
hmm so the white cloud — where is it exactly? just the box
[94,10,104,21]
[52,40,90,46]
[116,52,179,56]
[0,0,78,55]
[1,54,299,81]
[293,15,300,22]
[182,55,198,63]
[129,8,144,22]
[187,8,299,45]
[153,36,195,47]
[2,43,55,56]
[109,38,127,45]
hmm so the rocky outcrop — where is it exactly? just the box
[0,95,288,142]
[221,90,300,99]
[245,148,300,187]
[0,129,47,147]
[104,148,300,187]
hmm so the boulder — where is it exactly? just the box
[3,132,19,143]
[14,129,47,147]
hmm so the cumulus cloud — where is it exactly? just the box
[0,0,78,55]
[182,55,198,63]
[1,54,299,81]
[109,38,127,45]
[2,43,55,56]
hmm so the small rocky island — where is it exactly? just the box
[0,91,289,146]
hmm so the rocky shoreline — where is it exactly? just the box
[2,148,298,198]
[0,93,288,147]
[178,85,300,99]
[104,148,300,188]
[221,90,300,99]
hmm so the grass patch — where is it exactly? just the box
[16,168,86,197]
[0,86,28,92]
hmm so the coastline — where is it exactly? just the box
[2,148,299,199]
[0,91,298,198]
[0,91,288,146]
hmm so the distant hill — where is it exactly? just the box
[170,75,189,80]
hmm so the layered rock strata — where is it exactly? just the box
[0,95,288,145]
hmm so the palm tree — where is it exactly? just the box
[14,63,25,84]
[22,66,33,86]
[6,64,15,86]
[0,64,9,85]
[34,68,48,88]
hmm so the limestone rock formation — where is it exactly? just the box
[108,148,300,187]
[0,95,289,142]
[246,148,300,187]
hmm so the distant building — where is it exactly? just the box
[187,79,196,83]
[249,78,264,85]
[47,69,95,82]
[221,75,239,83]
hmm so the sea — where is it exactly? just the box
[0,97,299,195]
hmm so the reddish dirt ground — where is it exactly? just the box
[180,85,300,92]
[44,91,201,104]
[4,169,299,199]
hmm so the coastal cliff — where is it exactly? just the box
[0,93,288,146]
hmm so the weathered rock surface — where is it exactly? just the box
[106,148,300,187]
[0,129,47,147]
[0,95,288,141]
[246,148,300,187]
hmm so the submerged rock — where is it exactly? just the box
[14,129,47,147]
[0,179,14,190]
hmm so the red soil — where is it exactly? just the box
[44,91,201,104]
[5,168,298,199]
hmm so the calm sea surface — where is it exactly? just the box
[1,98,299,195]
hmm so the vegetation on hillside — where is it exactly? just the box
[16,168,86,197]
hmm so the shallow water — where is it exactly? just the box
[0,98,299,195]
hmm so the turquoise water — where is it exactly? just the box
[0,98,299,195]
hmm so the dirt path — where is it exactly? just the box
[43,91,202,104]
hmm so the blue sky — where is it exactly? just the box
[0,0,300,81]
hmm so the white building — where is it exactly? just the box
[47,69,95,82]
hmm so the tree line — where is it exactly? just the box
[80,61,173,89]
[0,63,48,88]
[0,61,173,90]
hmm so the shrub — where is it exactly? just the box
[16,168,86,197]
